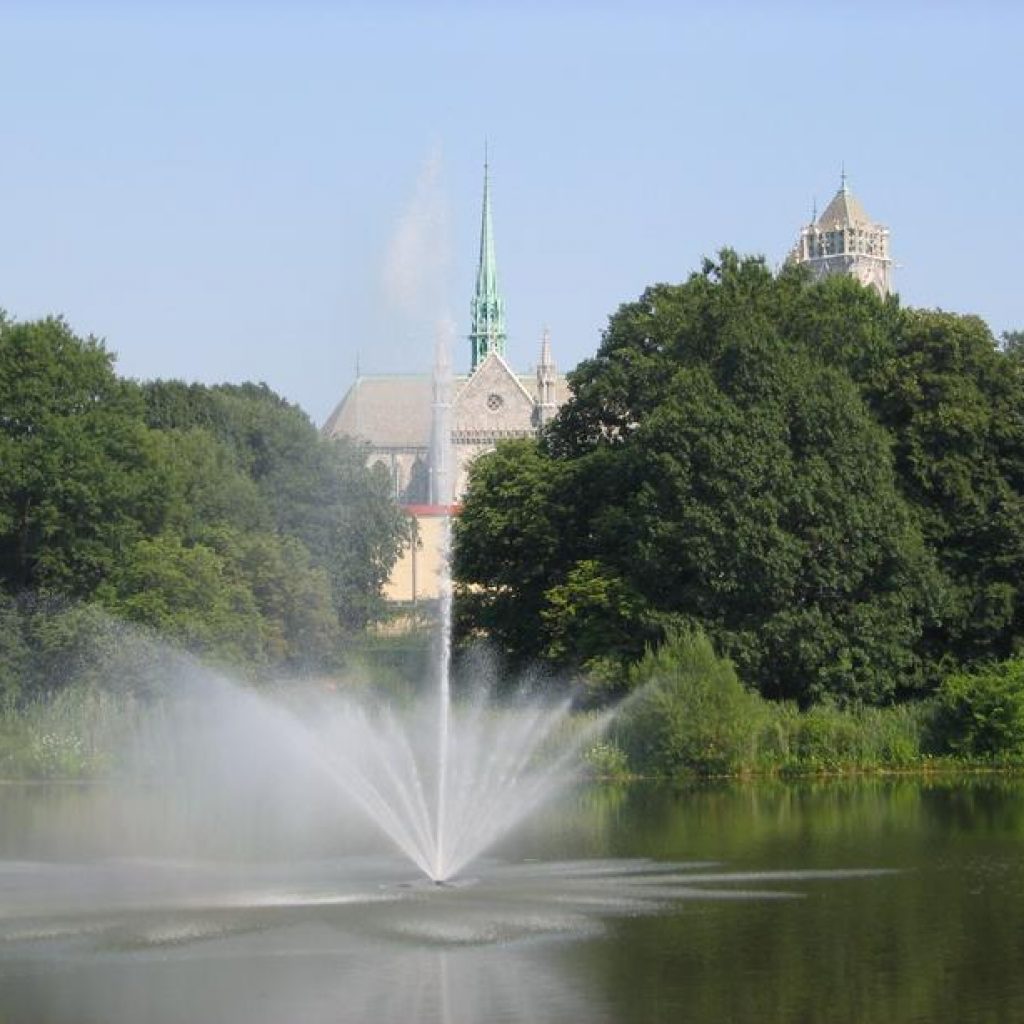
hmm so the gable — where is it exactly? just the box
[453,352,537,433]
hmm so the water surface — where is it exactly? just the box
[1,776,1021,1023]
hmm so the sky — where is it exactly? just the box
[1,1,1021,425]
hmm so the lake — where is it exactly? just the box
[1,776,1022,1023]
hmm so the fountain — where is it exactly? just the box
[277,320,612,883]
[70,321,610,885]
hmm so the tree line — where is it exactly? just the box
[0,313,408,701]
[454,252,1024,709]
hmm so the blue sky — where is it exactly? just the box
[1,2,1020,423]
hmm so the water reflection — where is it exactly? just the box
[3,779,1024,1024]
[0,851,896,1024]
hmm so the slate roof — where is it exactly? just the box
[322,375,433,448]
[321,368,569,448]
[817,184,874,230]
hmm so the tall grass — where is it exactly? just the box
[0,686,139,779]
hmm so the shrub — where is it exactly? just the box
[617,627,766,776]
[583,740,632,779]
[930,659,1024,762]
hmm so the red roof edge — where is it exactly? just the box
[401,503,463,517]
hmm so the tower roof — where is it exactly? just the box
[816,175,875,230]
[469,156,507,370]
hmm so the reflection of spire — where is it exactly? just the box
[469,155,506,370]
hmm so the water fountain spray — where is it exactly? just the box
[429,318,455,880]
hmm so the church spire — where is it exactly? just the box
[469,153,507,370]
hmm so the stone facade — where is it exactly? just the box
[790,175,892,296]
[321,347,567,604]
[381,507,449,604]
[321,346,568,508]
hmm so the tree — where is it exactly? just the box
[0,594,28,703]
[142,379,409,632]
[0,316,168,596]
[0,315,409,684]
[862,311,1024,664]
[616,627,765,776]
[95,533,264,666]
[453,439,573,666]
[456,253,943,704]
[931,658,1024,761]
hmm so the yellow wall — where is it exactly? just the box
[383,512,451,603]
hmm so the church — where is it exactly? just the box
[323,169,891,604]
[322,163,569,601]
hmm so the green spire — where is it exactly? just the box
[469,155,506,370]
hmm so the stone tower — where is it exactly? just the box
[536,327,558,427]
[791,173,892,296]
[468,158,507,369]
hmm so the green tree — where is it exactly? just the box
[0,594,28,703]
[453,439,572,665]
[0,316,168,596]
[0,315,408,680]
[456,254,942,703]
[207,528,338,668]
[860,311,1024,664]
[95,533,264,665]
[616,627,766,776]
[142,380,409,632]
[149,426,268,541]
[931,658,1024,761]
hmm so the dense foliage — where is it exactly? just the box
[0,313,408,698]
[605,629,932,777]
[454,253,1024,706]
[930,659,1024,762]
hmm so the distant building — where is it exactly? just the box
[790,173,892,296]
[323,162,568,602]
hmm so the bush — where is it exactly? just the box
[617,628,766,776]
[930,659,1024,762]
[611,627,931,778]
[583,740,632,779]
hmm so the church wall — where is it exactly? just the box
[382,509,449,604]
[452,438,510,499]
[369,448,430,504]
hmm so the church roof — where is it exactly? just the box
[322,375,434,448]
[321,366,570,449]
[816,181,874,230]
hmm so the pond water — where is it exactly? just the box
[1,776,1022,1023]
